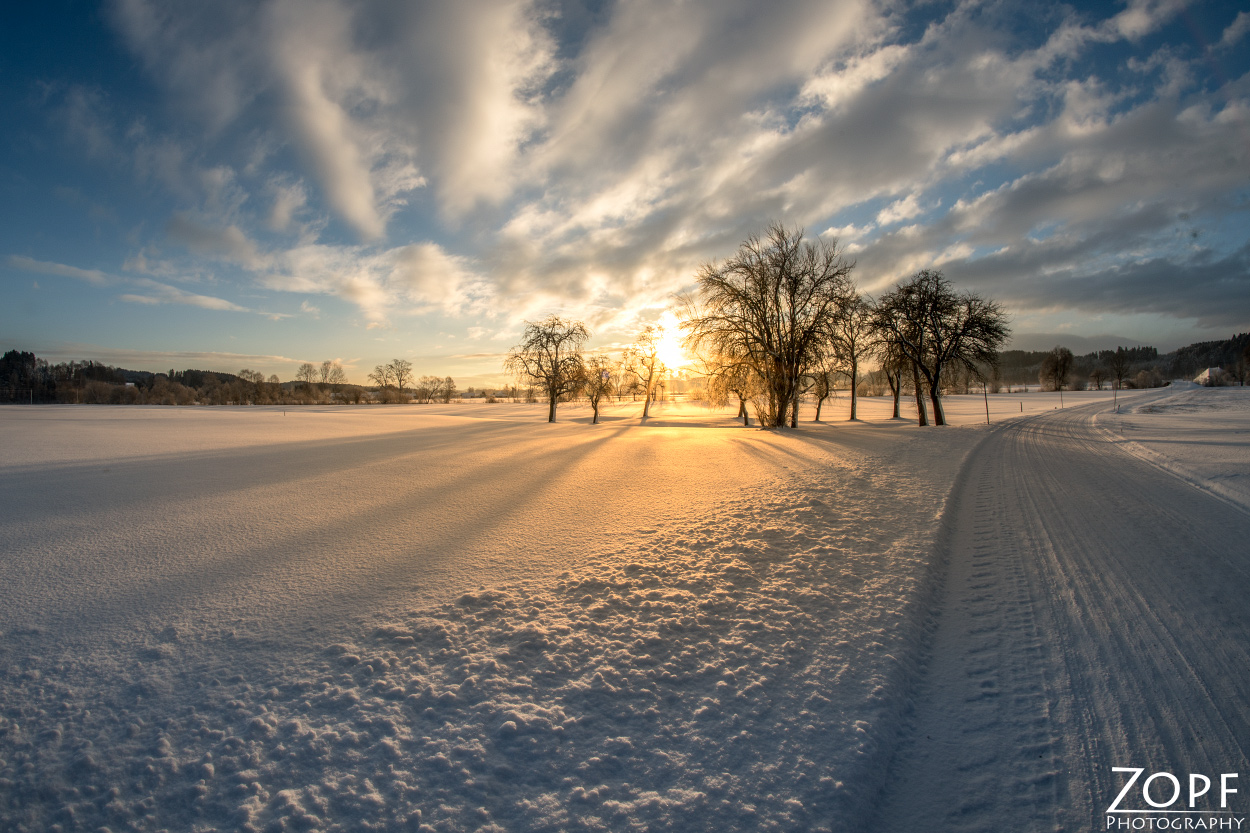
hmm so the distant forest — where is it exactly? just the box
[993,334,1249,389]
[1,332,1247,405]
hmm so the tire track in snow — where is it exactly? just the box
[869,402,1250,832]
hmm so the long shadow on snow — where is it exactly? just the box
[0,422,637,646]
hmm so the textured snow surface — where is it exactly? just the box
[1,400,995,832]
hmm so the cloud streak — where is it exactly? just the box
[8,255,278,316]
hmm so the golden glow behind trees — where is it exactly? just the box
[681,223,855,428]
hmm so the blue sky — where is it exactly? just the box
[2,0,1247,385]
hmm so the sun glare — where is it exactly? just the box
[657,332,688,369]
[656,313,689,369]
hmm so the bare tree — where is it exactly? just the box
[682,223,855,428]
[319,360,347,386]
[1089,366,1105,391]
[873,270,1009,426]
[828,295,876,421]
[909,361,929,426]
[236,369,264,404]
[690,351,757,426]
[369,364,393,389]
[875,336,908,420]
[441,376,457,403]
[1039,346,1074,392]
[295,362,318,393]
[387,359,414,394]
[582,355,616,424]
[623,325,667,419]
[505,315,589,422]
[1108,347,1131,390]
[808,360,838,422]
[414,375,442,403]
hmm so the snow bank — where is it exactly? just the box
[0,404,983,831]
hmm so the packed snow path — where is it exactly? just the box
[870,397,1250,831]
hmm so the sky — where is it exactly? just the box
[1,0,1248,386]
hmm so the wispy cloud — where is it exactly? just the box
[8,255,277,316]
[120,278,253,312]
[9,255,111,286]
[21,341,306,371]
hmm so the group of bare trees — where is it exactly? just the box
[413,375,458,404]
[681,224,1010,427]
[872,269,1010,425]
[503,224,1009,427]
[504,318,676,423]
[1039,345,1141,397]
[296,360,349,389]
[367,359,412,393]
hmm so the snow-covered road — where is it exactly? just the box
[871,394,1250,831]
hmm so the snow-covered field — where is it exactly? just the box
[0,388,1242,832]
[1095,383,1250,509]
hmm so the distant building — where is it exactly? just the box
[1194,367,1222,384]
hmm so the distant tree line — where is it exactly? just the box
[0,350,469,406]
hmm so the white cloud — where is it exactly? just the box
[19,342,309,376]
[119,279,252,312]
[1104,0,1186,41]
[9,255,111,286]
[387,243,487,312]
[266,0,397,239]
[1217,12,1250,49]
[876,194,925,226]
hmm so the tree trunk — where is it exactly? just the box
[739,397,749,426]
[929,388,945,425]
[592,402,599,424]
[849,363,858,420]
[885,369,901,418]
[912,363,928,426]
[790,393,799,428]
[814,395,825,422]
[928,373,946,426]
[642,389,651,419]
[548,396,557,422]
